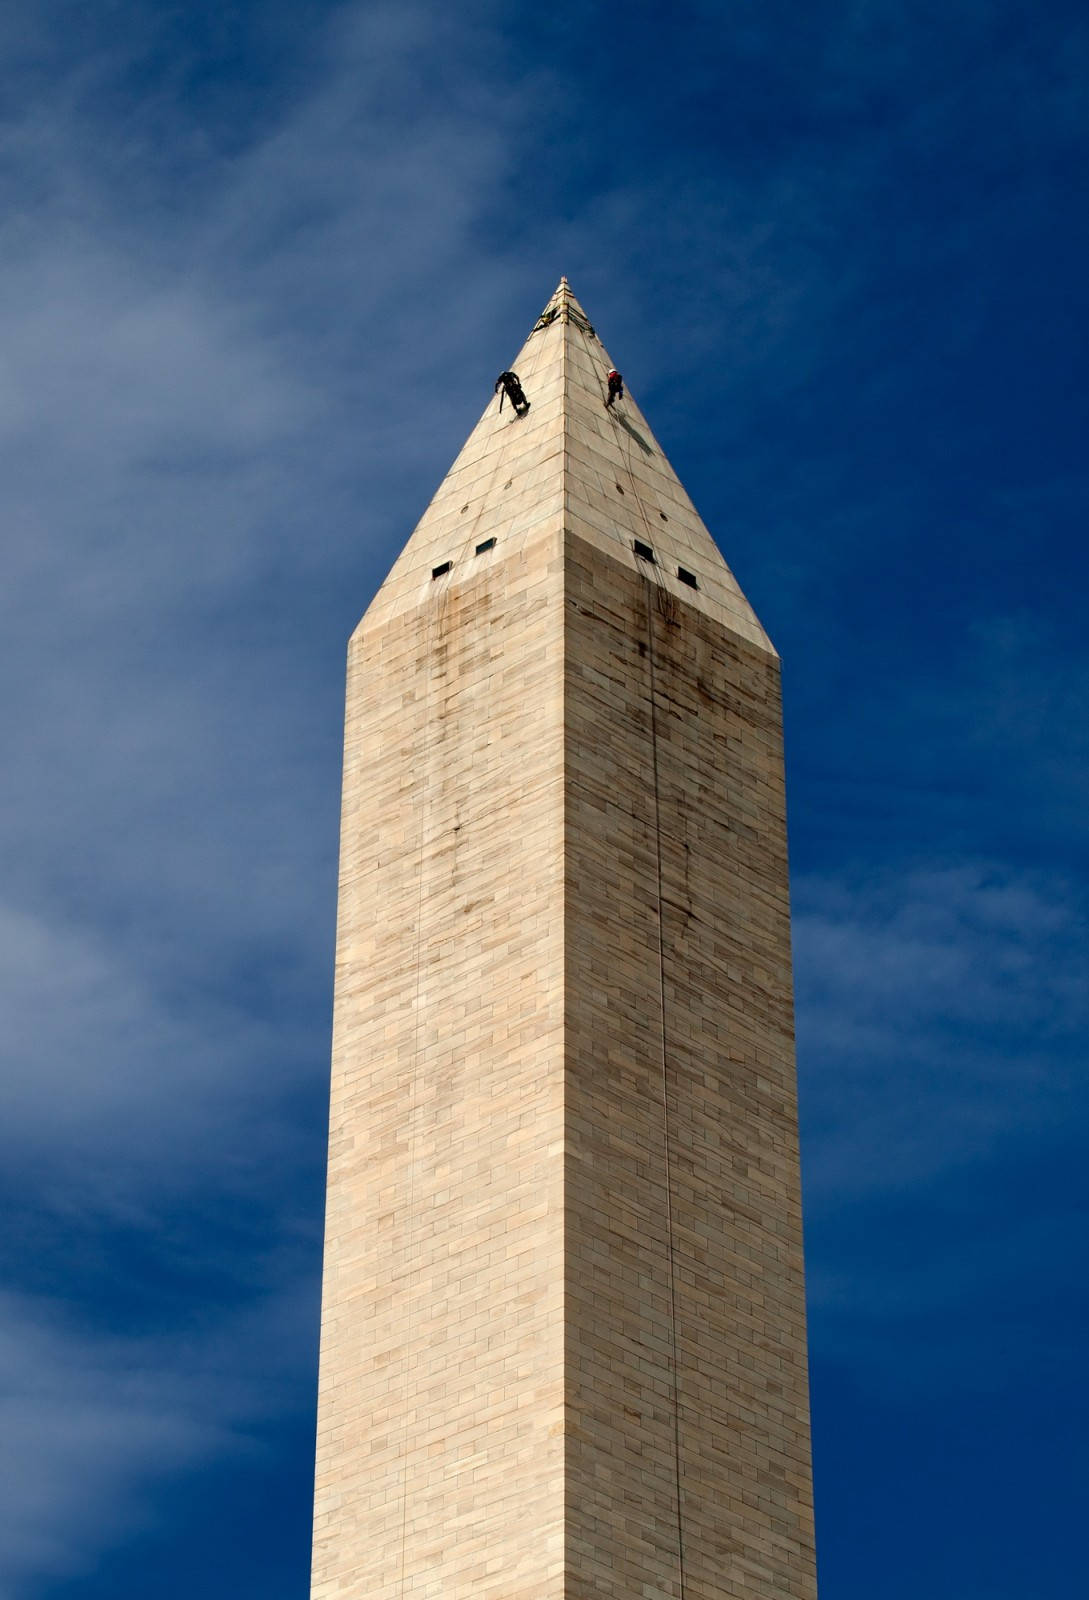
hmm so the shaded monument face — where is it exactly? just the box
[311,281,817,1600]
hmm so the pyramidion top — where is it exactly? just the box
[361,279,772,654]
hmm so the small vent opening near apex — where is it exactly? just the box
[633,540,656,563]
[475,538,496,555]
[678,567,699,589]
[432,561,452,580]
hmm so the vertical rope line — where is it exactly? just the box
[397,595,437,1600]
[589,324,688,1596]
[567,310,608,406]
[644,579,688,1600]
[512,318,565,566]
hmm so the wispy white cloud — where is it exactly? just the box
[0,899,305,1189]
[795,861,1087,1401]
[0,1284,310,1589]
[795,863,1087,1196]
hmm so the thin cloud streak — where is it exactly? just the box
[795,864,1087,1197]
[0,1284,310,1587]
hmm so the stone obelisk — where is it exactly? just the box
[311,280,817,1600]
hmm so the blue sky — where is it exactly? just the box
[2,2,1086,1595]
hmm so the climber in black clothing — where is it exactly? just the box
[606,369,624,408]
[495,371,530,417]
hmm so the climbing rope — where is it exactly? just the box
[565,307,690,1599]
[397,590,441,1599]
[642,543,689,1600]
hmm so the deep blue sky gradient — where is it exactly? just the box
[2,3,1086,1595]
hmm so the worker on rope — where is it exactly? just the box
[605,369,624,408]
[495,371,530,417]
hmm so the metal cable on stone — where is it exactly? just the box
[644,574,690,1600]
[397,593,441,1600]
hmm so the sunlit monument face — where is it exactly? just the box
[310,280,817,1600]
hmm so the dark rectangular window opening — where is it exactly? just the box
[678,566,699,589]
[475,538,496,554]
[431,561,452,579]
[633,539,656,563]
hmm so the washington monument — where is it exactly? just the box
[310,280,817,1599]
